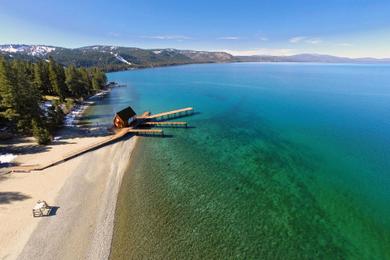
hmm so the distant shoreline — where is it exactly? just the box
[106,59,390,74]
[2,44,389,74]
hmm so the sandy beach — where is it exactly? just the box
[0,134,137,259]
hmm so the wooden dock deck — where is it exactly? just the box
[5,107,194,174]
[143,107,193,120]
[141,121,187,127]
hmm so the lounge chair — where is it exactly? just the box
[32,200,52,217]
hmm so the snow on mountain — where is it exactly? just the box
[0,44,55,56]
[113,53,132,65]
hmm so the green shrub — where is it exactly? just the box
[32,119,52,145]
[46,104,64,132]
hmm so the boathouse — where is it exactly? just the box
[113,106,137,128]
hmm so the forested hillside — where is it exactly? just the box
[0,45,234,71]
[0,56,107,144]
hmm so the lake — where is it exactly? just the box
[88,63,390,258]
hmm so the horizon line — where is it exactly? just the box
[0,42,389,60]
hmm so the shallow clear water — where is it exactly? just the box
[89,63,390,258]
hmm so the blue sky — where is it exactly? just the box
[1,0,390,57]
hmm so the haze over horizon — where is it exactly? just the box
[1,0,390,58]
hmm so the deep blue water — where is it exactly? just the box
[89,63,390,258]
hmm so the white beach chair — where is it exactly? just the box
[32,200,52,217]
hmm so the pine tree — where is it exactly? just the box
[12,60,42,133]
[1,56,108,139]
[79,68,93,94]
[48,57,67,100]
[0,57,17,122]
[33,62,44,94]
[56,63,67,96]
[65,65,86,98]
[41,61,52,95]
[32,118,51,145]
[46,103,64,132]
[91,67,107,91]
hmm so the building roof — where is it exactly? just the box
[116,106,136,121]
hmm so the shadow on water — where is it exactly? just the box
[145,125,196,129]
[136,134,174,138]
[57,126,113,139]
[80,113,114,121]
[0,192,31,204]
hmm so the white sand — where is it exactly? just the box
[0,135,110,174]
[0,136,137,259]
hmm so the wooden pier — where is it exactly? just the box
[5,107,194,174]
[141,107,194,120]
[141,121,188,127]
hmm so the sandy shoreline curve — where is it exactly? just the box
[0,136,137,259]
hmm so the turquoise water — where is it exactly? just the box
[92,63,389,258]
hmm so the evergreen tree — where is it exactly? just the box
[56,63,67,95]
[46,103,64,132]
[32,118,51,145]
[1,56,108,142]
[41,61,52,95]
[48,57,67,100]
[0,58,17,122]
[12,60,42,133]
[91,67,107,91]
[65,65,88,98]
[33,61,52,95]
[33,62,43,94]
[79,67,93,95]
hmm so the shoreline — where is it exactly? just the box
[0,135,138,259]
[64,89,110,128]
[0,87,114,174]
[0,82,139,259]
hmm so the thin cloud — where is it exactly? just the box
[223,48,296,56]
[289,36,306,43]
[289,36,322,44]
[108,32,120,37]
[218,36,240,40]
[142,35,192,40]
[305,38,322,44]
[337,42,353,47]
[259,37,268,41]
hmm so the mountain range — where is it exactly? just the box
[0,44,233,71]
[1,44,389,71]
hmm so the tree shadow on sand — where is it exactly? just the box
[0,143,50,155]
[57,126,113,139]
[0,192,31,204]
[0,161,20,168]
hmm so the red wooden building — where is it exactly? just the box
[113,106,137,128]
